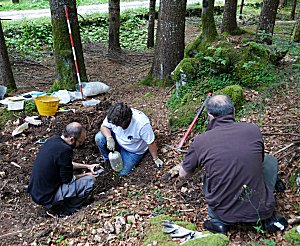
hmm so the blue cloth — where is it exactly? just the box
[95,131,144,176]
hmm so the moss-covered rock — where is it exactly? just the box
[284,226,300,245]
[184,35,203,58]
[172,58,199,81]
[214,85,244,112]
[142,214,229,246]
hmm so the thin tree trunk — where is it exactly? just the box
[0,20,16,91]
[221,0,238,34]
[292,12,300,42]
[147,0,156,48]
[290,0,297,20]
[50,0,87,91]
[152,0,186,80]
[202,0,218,42]
[108,0,121,52]
[256,0,280,45]
[239,0,245,20]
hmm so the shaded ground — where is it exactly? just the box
[0,19,299,245]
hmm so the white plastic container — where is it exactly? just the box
[108,151,123,172]
[8,100,24,111]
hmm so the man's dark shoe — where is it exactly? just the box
[275,177,286,193]
[203,220,230,234]
[262,213,288,233]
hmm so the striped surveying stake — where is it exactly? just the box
[64,5,84,99]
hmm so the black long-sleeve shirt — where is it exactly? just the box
[27,135,73,205]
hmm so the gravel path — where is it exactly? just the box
[0,0,200,20]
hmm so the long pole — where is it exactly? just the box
[177,93,212,149]
[64,5,84,99]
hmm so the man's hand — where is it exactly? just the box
[161,164,181,182]
[154,157,164,168]
[88,164,101,174]
[106,136,115,151]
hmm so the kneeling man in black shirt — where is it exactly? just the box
[27,122,100,215]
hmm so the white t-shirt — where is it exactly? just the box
[102,108,155,154]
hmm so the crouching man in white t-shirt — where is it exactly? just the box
[95,103,164,176]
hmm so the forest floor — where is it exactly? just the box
[0,18,299,245]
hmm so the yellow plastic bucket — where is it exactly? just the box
[34,95,60,116]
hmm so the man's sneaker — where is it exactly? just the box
[203,220,230,234]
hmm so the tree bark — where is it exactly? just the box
[202,0,218,42]
[50,0,87,91]
[0,20,16,91]
[108,0,121,52]
[147,0,156,48]
[221,0,238,34]
[256,0,280,45]
[290,0,297,20]
[152,0,186,80]
[292,12,300,42]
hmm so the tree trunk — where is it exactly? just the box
[256,0,279,45]
[292,12,300,42]
[221,0,238,34]
[50,0,87,91]
[108,0,121,52]
[152,0,186,80]
[0,20,16,91]
[290,0,297,20]
[12,0,19,3]
[202,0,218,42]
[147,0,156,48]
[239,0,245,20]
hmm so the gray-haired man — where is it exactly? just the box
[179,95,285,233]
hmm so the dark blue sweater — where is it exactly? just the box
[27,135,73,205]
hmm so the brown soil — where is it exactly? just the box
[0,19,299,245]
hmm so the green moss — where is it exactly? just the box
[184,35,203,58]
[214,85,244,112]
[172,58,199,81]
[183,233,229,246]
[142,215,229,246]
[235,60,277,88]
[139,74,170,87]
[284,227,300,245]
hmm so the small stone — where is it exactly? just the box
[115,216,126,225]
[94,235,102,242]
[127,215,136,224]
[104,221,114,233]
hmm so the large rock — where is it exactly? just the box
[142,214,229,246]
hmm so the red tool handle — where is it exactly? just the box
[177,93,212,149]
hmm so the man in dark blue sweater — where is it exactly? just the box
[27,122,100,215]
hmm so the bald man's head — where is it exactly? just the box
[206,95,234,117]
[62,122,86,139]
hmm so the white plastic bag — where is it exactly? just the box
[51,90,71,104]
[81,82,110,97]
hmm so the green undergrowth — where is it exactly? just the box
[142,214,229,246]
[167,27,300,131]
[0,100,38,130]
[284,226,300,245]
